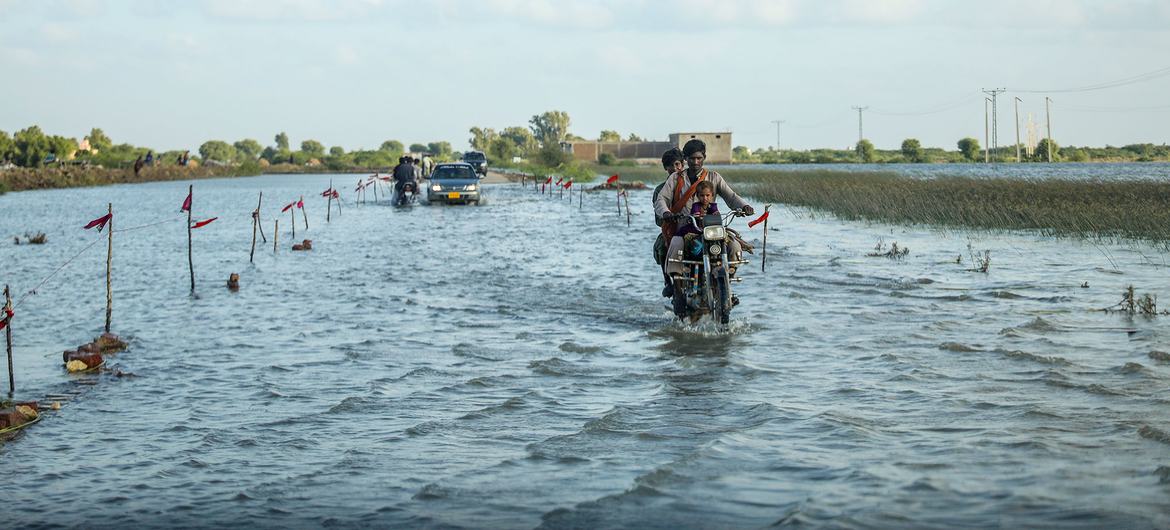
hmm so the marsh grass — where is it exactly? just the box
[726,169,1170,245]
[0,164,262,193]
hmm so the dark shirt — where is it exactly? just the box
[392,163,415,182]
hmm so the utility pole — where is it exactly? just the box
[770,120,785,152]
[984,98,991,163]
[982,88,1005,163]
[1014,96,1022,163]
[851,106,868,145]
[1045,96,1053,163]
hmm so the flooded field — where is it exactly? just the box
[1,173,1169,528]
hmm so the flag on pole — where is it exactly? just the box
[296,199,304,209]
[331,190,340,199]
[191,217,218,229]
[180,191,192,212]
[545,176,552,185]
[564,180,572,189]
[321,188,334,197]
[606,174,620,185]
[555,177,563,186]
[83,213,113,231]
[281,202,295,212]
[0,307,13,331]
[748,211,770,228]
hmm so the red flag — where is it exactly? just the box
[83,213,113,231]
[191,217,218,229]
[555,177,563,186]
[0,307,12,331]
[379,176,392,182]
[564,180,572,189]
[748,211,770,228]
[606,174,620,185]
[281,202,295,212]
[331,190,340,199]
[545,176,552,184]
[321,188,333,197]
[296,199,304,209]
[180,191,192,212]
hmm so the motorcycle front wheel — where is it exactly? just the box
[713,267,732,326]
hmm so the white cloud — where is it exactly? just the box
[41,22,79,43]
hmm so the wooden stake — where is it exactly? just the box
[250,197,259,264]
[617,190,622,215]
[255,192,266,243]
[273,219,279,253]
[105,202,113,333]
[579,184,583,210]
[326,179,333,222]
[300,195,309,230]
[290,203,296,239]
[624,190,631,227]
[762,204,771,273]
[187,185,195,293]
[5,285,13,397]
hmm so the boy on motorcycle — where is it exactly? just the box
[653,148,686,296]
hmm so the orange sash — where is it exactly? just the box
[661,168,708,239]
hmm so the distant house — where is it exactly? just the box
[561,131,733,165]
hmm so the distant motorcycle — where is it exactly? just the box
[395,181,418,207]
[668,210,749,325]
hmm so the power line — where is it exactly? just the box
[1012,64,1170,94]
[869,92,983,116]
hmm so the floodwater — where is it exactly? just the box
[1,173,1169,529]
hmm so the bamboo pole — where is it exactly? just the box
[250,197,259,264]
[624,190,631,227]
[290,203,296,239]
[105,202,113,333]
[327,179,333,222]
[5,285,13,397]
[273,219,279,253]
[300,195,309,230]
[187,185,194,293]
[579,184,583,210]
[617,190,622,215]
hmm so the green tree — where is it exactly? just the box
[534,142,571,167]
[901,138,923,162]
[300,139,325,156]
[957,137,981,162]
[427,141,452,159]
[329,146,345,156]
[199,140,237,163]
[598,153,617,165]
[1034,138,1060,162]
[626,133,643,142]
[48,135,78,160]
[855,139,875,163]
[234,139,263,159]
[86,128,112,152]
[529,110,571,145]
[488,136,519,162]
[0,130,13,162]
[275,132,290,151]
[468,127,497,151]
[599,130,621,142]
[380,140,404,153]
[500,127,537,155]
[409,143,427,154]
[14,126,50,167]
[732,145,756,163]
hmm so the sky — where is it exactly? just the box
[2,0,1169,153]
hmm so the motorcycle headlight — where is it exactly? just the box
[709,243,722,256]
[431,184,442,191]
[703,226,726,241]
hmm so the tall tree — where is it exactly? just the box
[626,133,644,142]
[468,127,497,151]
[0,131,14,162]
[409,143,427,154]
[957,137,981,161]
[1034,138,1060,162]
[275,132,290,151]
[329,146,345,156]
[901,138,923,162]
[427,141,452,158]
[14,125,50,167]
[86,128,112,152]
[500,126,537,155]
[855,139,875,163]
[380,140,404,153]
[599,130,621,142]
[529,110,571,145]
[300,139,325,156]
[234,139,263,159]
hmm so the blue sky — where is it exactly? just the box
[2,0,1168,153]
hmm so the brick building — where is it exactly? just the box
[562,131,732,165]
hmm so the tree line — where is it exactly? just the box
[732,138,1169,164]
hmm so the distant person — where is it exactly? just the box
[413,157,423,180]
[145,151,154,166]
[393,156,416,197]
[133,155,144,176]
[179,150,190,166]
[422,155,434,177]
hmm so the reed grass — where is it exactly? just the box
[724,169,1170,245]
[0,165,260,192]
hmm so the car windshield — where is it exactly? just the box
[433,166,477,179]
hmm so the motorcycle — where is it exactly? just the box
[667,209,750,325]
[395,180,418,207]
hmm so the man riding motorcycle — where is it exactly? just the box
[653,139,755,297]
[392,156,417,205]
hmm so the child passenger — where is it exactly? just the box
[675,180,718,238]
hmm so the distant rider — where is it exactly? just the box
[654,139,754,294]
[393,156,417,202]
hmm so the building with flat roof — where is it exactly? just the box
[562,131,732,165]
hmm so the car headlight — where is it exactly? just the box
[431,184,442,191]
[703,226,726,241]
[709,243,722,255]
[464,184,477,191]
